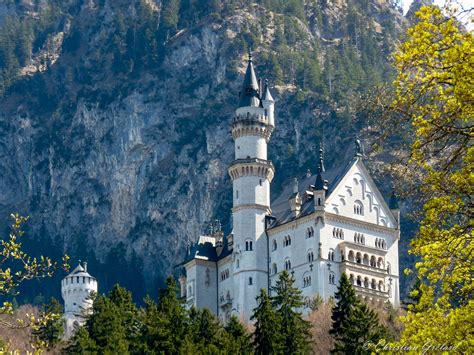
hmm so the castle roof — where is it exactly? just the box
[64,262,95,279]
[238,52,262,108]
[261,79,274,102]
[270,156,357,227]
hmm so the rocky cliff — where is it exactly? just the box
[0,0,414,301]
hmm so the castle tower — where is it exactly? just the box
[228,52,275,320]
[61,262,98,339]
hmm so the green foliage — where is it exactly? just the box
[32,297,64,348]
[389,6,474,351]
[330,273,387,354]
[251,288,283,354]
[68,278,252,354]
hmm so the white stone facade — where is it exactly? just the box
[182,57,400,322]
[61,262,97,339]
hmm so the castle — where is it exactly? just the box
[61,262,97,339]
[182,54,400,322]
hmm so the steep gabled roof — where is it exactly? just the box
[270,157,356,226]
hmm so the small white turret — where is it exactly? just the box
[61,262,98,339]
[261,79,275,128]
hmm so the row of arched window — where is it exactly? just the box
[220,269,230,281]
[354,233,365,244]
[333,227,344,239]
[375,238,387,249]
[347,250,385,269]
[349,274,385,291]
[306,227,314,238]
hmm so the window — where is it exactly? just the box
[354,233,365,245]
[248,277,253,285]
[236,259,240,268]
[220,269,230,281]
[272,263,277,275]
[329,272,336,284]
[272,239,277,251]
[284,259,291,270]
[354,201,364,215]
[333,227,344,239]
[306,227,314,239]
[259,179,262,186]
[307,251,314,263]
[284,235,292,247]
[328,250,335,261]
[236,190,239,199]
[83,277,86,283]
[303,274,311,287]
[77,277,79,283]
[245,240,253,251]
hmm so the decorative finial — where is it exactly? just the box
[355,139,363,157]
[317,143,325,173]
[248,47,253,62]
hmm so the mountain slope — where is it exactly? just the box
[0,0,411,301]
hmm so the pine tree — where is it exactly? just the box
[330,273,386,354]
[271,270,311,354]
[251,288,283,354]
[142,276,188,353]
[224,315,252,353]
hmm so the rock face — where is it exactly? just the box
[0,0,412,299]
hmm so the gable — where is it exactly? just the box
[326,158,396,228]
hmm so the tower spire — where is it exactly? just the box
[317,143,325,173]
[238,49,260,108]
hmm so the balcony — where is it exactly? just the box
[353,285,389,300]
[340,260,388,278]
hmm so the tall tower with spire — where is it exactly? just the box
[228,52,275,319]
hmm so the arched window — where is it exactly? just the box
[272,239,277,251]
[285,259,291,270]
[356,252,362,264]
[387,262,391,274]
[377,257,384,269]
[307,250,314,262]
[303,273,311,287]
[249,277,253,285]
[349,274,355,284]
[236,190,239,199]
[364,277,369,288]
[328,250,335,261]
[245,240,253,251]
[354,200,364,215]
[236,259,240,268]
[363,254,369,265]
[356,276,362,286]
[348,250,355,262]
[188,285,193,296]
[272,263,277,275]
[371,279,377,289]
[329,272,335,284]
[370,255,377,267]
[378,281,384,291]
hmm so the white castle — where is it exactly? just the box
[61,262,97,338]
[182,54,400,322]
